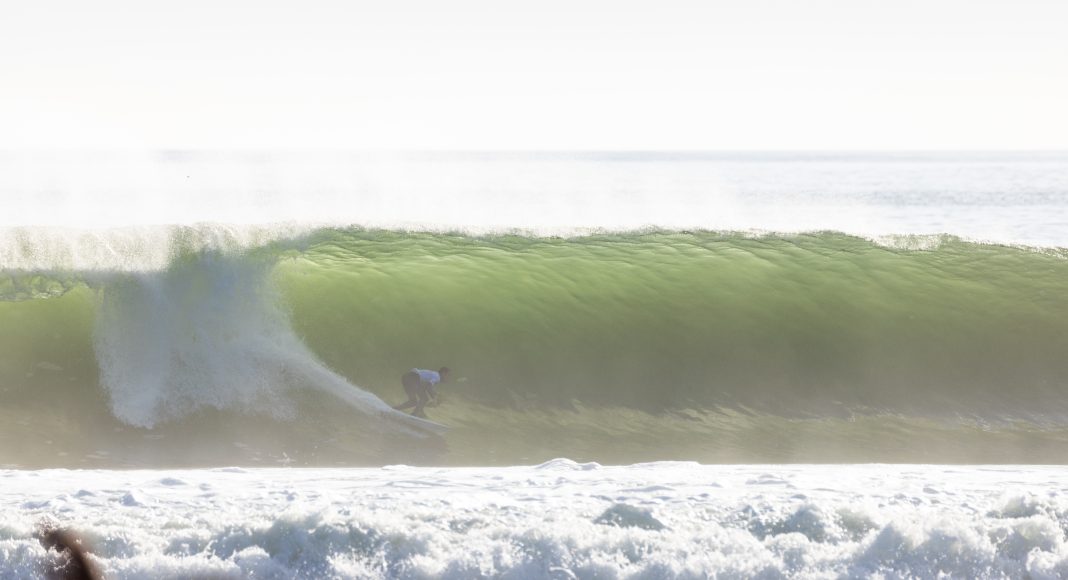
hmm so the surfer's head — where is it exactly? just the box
[438,367,451,381]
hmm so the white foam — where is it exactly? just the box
[4,464,1068,578]
[534,458,602,471]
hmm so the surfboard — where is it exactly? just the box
[389,409,449,435]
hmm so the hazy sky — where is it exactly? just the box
[2,0,1066,150]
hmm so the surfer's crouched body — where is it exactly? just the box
[394,367,450,418]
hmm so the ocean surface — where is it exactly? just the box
[2,151,1067,577]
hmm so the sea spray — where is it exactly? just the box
[91,249,434,440]
[92,253,302,427]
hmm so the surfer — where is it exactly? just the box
[393,367,450,418]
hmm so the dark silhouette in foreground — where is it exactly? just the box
[36,524,99,580]
[36,521,232,580]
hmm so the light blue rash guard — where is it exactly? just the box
[413,368,442,385]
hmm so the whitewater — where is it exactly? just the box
[2,151,1068,577]
[4,462,1068,578]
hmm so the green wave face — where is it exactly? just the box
[3,228,1068,466]
[281,230,1068,418]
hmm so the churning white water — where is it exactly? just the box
[4,462,1068,578]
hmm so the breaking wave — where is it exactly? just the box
[2,225,1068,466]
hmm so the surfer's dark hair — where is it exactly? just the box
[37,524,99,580]
[439,367,451,375]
